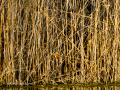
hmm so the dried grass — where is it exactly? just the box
[0,0,120,85]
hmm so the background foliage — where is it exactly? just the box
[0,0,119,85]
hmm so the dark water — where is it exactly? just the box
[1,85,120,90]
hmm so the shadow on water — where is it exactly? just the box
[0,85,120,90]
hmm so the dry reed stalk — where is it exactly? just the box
[0,0,5,84]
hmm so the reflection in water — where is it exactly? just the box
[1,85,120,90]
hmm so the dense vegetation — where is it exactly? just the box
[0,0,119,85]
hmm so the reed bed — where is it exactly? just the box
[0,0,119,85]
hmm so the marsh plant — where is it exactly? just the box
[0,0,119,85]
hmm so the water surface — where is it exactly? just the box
[1,85,120,90]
